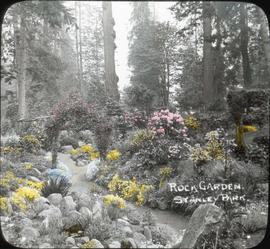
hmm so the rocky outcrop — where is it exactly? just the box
[180,204,224,249]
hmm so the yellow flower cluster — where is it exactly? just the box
[184,115,199,129]
[0,171,15,188]
[25,164,33,169]
[26,180,44,191]
[70,144,100,161]
[190,148,211,163]
[80,240,96,248]
[1,146,15,152]
[0,196,8,214]
[243,125,257,132]
[131,129,155,146]
[106,149,121,161]
[108,174,153,206]
[159,167,172,187]
[11,186,40,212]
[104,194,125,209]
[23,135,40,147]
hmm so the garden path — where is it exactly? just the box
[57,152,189,246]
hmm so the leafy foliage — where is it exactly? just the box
[41,176,71,197]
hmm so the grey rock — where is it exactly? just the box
[27,176,41,182]
[76,192,92,209]
[92,200,103,220]
[47,193,63,208]
[19,226,40,242]
[39,243,52,248]
[32,197,50,214]
[180,204,224,249]
[122,226,133,237]
[66,237,76,245]
[157,198,168,210]
[30,168,42,177]
[117,218,130,227]
[89,239,104,248]
[62,145,74,153]
[38,206,63,234]
[121,238,137,248]
[60,196,76,216]
[85,159,100,181]
[133,232,147,247]
[79,207,92,221]
[78,236,89,244]
[77,160,89,167]
[144,226,152,241]
[63,210,83,230]
[20,218,33,227]
[108,241,121,248]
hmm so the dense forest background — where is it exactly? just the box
[1,1,269,130]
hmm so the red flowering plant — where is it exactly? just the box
[124,110,148,129]
[147,109,188,138]
[44,92,100,167]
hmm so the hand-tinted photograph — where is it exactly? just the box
[0,1,269,248]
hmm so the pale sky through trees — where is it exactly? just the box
[113,1,176,91]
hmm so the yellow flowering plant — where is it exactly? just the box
[108,174,153,206]
[0,196,8,214]
[106,149,121,161]
[184,114,199,129]
[70,144,100,161]
[104,194,125,209]
[11,186,40,212]
[159,166,172,187]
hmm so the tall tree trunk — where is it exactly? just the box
[240,3,252,87]
[213,4,225,108]
[14,15,27,120]
[79,2,83,95]
[202,2,214,109]
[257,7,270,81]
[102,1,120,102]
[74,2,82,94]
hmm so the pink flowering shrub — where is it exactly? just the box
[148,109,188,137]
[124,111,148,129]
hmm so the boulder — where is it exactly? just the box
[117,218,130,227]
[62,210,83,230]
[84,239,104,248]
[133,232,147,247]
[47,193,62,208]
[20,218,33,228]
[92,200,103,221]
[77,236,90,244]
[121,226,133,237]
[108,241,121,248]
[75,192,92,210]
[19,226,40,242]
[27,176,41,183]
[38,206,63,234]
[176,159,195,180]
[121,238,137,248]
[79,207,93,221]
[180,204,224,249]
[77,160,89,167]
[39,243,52,248]
[85,159,100,181]
[66,237,76,246]
[60,196,76,216]
[32,197,50,214]
[202,160,225,179]
[62,145,73,153]
[143,226,152,241]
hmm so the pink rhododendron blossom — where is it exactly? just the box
[157,128,165,134]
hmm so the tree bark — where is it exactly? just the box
[102,1,120,102]
[240,3,252,87]
[257,6,270,80]
[79,2,83,94]
[14,15,27,120]
[202,2,215,109]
